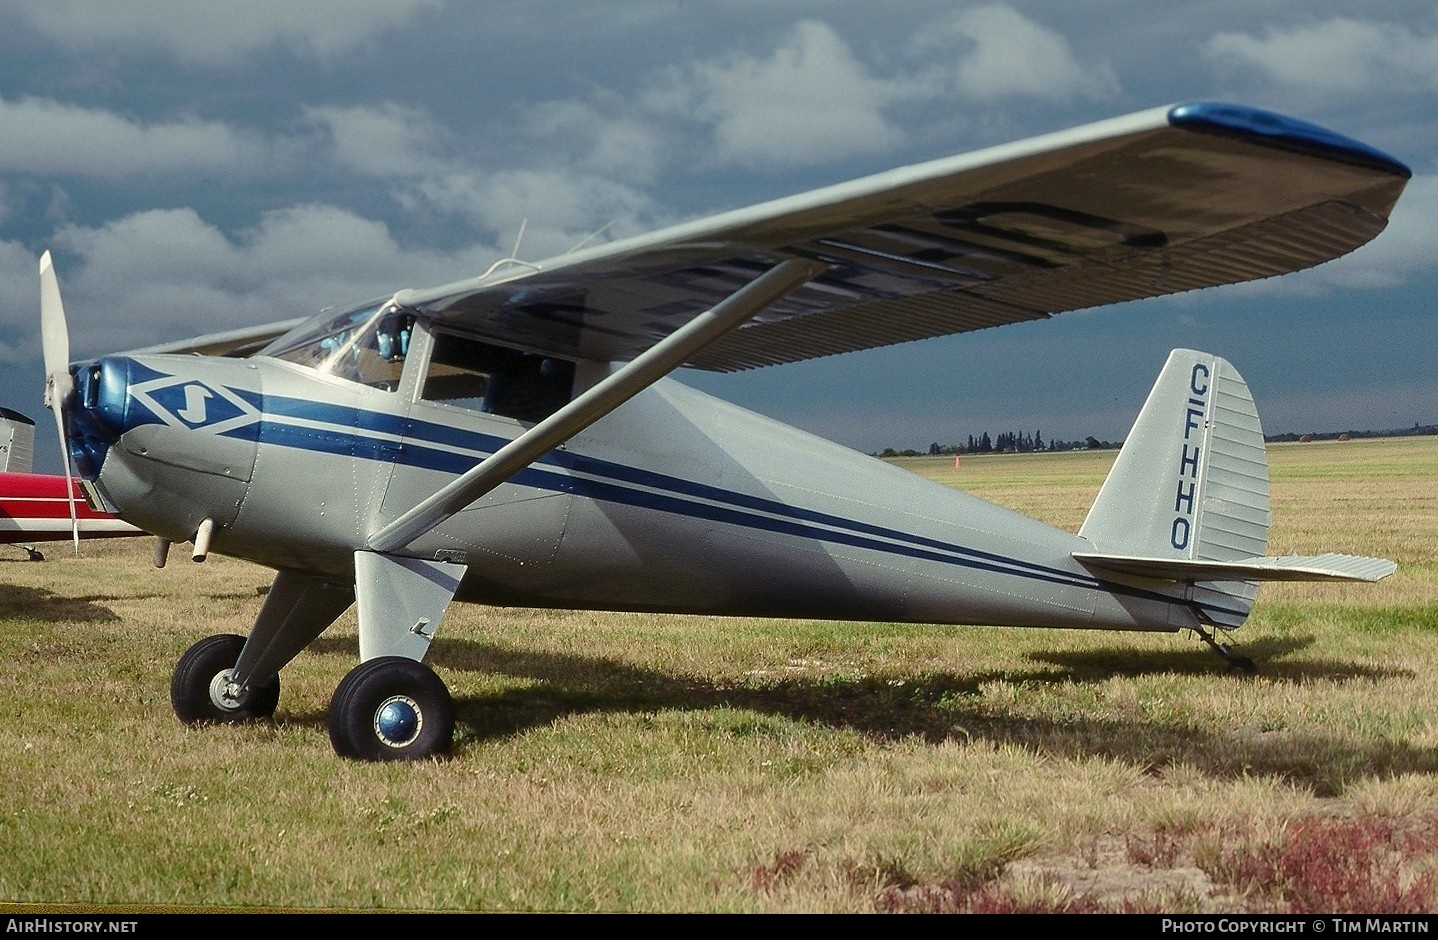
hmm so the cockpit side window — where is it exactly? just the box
[422,332,574,423]
[260,300,413,391]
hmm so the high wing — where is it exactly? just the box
[119,318,307,358]
[383,101,1409,372]
[118,102,1409,367]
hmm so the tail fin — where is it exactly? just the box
[0,408,35,473]
[1075,349,1395,629]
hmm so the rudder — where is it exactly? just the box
[1079,349,1269,564]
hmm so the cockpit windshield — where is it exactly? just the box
[258,299,414,390]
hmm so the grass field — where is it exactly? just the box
[1,435,1435,913]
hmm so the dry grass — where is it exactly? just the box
[1,436,1434,913]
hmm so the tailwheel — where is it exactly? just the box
[328,657,455,761]
[1192,624,1257,676]
[1225,653,1257,676]
[171,633,281,723]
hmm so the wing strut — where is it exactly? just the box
[367,257,827,554]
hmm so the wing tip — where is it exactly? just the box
[1168,101,1412,179]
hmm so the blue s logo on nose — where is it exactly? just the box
[129,374,259,436]
[177,385,213,424]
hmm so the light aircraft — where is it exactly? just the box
[0,408,140,558]
[39,101,1410,761]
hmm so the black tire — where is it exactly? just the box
[170,633,281,724]
[327,657,454,761]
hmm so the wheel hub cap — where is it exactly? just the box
[375,695,422,747]
[208,669,246,712]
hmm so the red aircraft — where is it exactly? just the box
[0,408,142,559]
[0,470,142,558]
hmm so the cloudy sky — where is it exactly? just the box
[1,1,1435,470]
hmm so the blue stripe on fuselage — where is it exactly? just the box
[226,392,1098,584]
[192,386,1224,615]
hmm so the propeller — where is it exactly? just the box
[39,250,79,554]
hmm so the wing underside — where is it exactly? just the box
[391,101,1409,371]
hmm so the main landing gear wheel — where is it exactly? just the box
[327,657,455,761]
[171,633,281,723]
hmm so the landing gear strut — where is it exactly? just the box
[1193,624,1256,675]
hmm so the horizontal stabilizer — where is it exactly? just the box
[1073,551,1397,584]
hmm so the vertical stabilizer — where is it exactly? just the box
[0,408,35,474]
[1078,349,1268,627]
[1080,349,1269,560]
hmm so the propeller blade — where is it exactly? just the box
[40,251,72,402]
[50,405,78,554]
[39,250,79,554]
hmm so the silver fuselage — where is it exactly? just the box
[68,346,1198,632]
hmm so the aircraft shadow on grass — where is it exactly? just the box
[295,633,1432,793]
[0,584,119,623]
